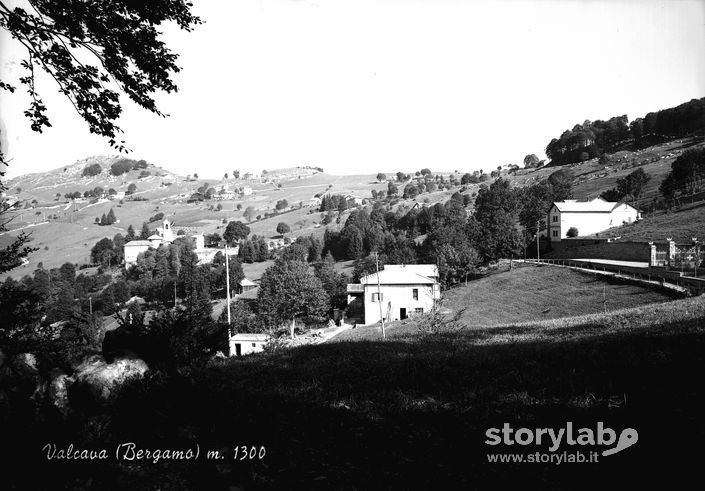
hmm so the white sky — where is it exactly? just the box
[1,0,704,178]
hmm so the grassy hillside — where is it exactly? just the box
[505,137,704,207]
[588,202,705,242]
[3,135,704,279]
[0,159,459,278]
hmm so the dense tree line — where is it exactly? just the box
[546,98,705,166]
[319,172,573,288]
[237,236,270,263]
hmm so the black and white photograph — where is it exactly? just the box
[1,0,704,489]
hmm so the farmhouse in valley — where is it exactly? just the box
[548,197,640,241]
[347,264,441,325]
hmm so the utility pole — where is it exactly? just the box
[375,251,386,340]
[536,220,540,262]
[225,244,232,326]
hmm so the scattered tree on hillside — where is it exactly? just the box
[664,147,705,196]
[313,253,350,312]
[140,222,151,240]
[403,183,420,199]
[127,183,137,195]
[567,227,579,238]
[258,259,330,337]
[518,181,552,238]
[547,169,574,201]
[82,163,102,177]
[91,237,116,266]
[276,222,291,236]
[523,154,541,168]
[110,159,136,176]
[387,181,399,197]
[616,168,651,202]
[243,206,257,222]
[376,173,387,182]
[223,221,250,245]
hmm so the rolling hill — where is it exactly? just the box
[1,133,704,279]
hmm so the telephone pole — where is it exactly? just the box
[536,220,540,262]
[375,251,385,340]
[225,243,232,326]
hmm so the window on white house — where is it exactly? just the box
[412,288,418,300]
[372,292,383,302]
[552,215,558,222]
[252,343,256,347]
[414,308,424,314]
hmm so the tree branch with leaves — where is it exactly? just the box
[0,0,201,152]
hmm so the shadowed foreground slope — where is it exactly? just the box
[5,295,705,490]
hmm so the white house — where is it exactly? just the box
[229,333,270,356]
[347,264,440,325]
[124,219,177,268]
[345,194,364,206]
[548,198,640,242]
[239,278,257,293]
[242,186,253,196]
[123,240,153,269]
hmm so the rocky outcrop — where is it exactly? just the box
[73,355,148,400]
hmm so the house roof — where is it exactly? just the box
[147,234,163,240]
[384,264,438,278]
[230,333,270,341]
[125,240,152,247]
[553,197,635,213]
[359,266,437,286]
[238,286,260,300]
[240,278,256,286]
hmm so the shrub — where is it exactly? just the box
[111,159,136,176]
[566,227,579,238]
[82,163,102,177]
